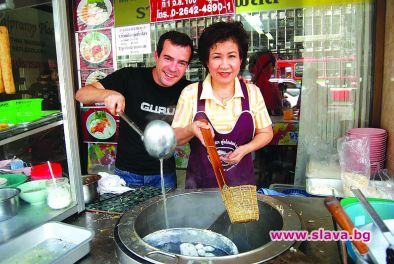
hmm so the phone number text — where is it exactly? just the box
[156,3,233,19]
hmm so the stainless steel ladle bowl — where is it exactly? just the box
[118,112,176,160]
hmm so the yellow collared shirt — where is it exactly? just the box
[172,74,272,133]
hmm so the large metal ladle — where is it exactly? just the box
[118,112,176,160]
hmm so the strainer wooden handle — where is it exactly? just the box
[324,196,369,255]
[199,119,227,189]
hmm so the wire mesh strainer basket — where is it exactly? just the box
[221,184,259,223]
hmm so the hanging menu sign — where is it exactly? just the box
[115,24,151,56]
[150,0,235,22]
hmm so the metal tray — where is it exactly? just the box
[0,221,94,264]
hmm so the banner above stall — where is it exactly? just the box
[150,0,235,22]
[114,0,150,26]
[236,0,372,13]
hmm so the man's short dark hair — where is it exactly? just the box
[156,31,194,63]
[198,21,249,70]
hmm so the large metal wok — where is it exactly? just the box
[114,189,302,264]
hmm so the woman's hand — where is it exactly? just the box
[174,120,214,146]
[220,145,249,165]
[190,120,214,146]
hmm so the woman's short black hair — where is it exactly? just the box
[198,21,249,69]
[156,31,194,63]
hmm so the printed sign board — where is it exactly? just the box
[150,0,235,22]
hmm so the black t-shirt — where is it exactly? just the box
[99,67,191,175]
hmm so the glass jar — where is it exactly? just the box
[46,177,71,209]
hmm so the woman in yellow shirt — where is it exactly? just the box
[172,21,273,189]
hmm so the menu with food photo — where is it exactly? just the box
[78,29,113,69]
[81,108,119,142]
[74,0,114,31]
[87,143,117,174]
[80,68,113,87]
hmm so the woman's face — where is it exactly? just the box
[207,39,242,87]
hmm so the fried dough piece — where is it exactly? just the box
[0,62,4,93]
[0,26,16,94]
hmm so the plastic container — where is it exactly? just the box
[15,99,43,123]
[341,198,394,262]
[31,162,62,180]
[283,108,293,120]
[0,99,43,124]
[0,174,28,188]
[0,100,16,124]
[18,180,48,205]
[341,197,394,227]
[46,178,71,210]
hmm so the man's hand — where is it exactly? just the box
[104,91,125,115]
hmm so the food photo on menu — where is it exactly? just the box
[81,108,119,142]
[74,0,114,31]
[78,29,113,69]
[87,143,117,174]
[80,68,113,86]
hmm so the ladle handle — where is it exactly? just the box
[118,112,144,138]
[199,119,226,189]
[324,196,369,255]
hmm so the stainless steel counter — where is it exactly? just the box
[66,195,341,264]
[0,201,77,245]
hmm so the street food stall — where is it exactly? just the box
[0,0,392,263]
[0,0,90,261]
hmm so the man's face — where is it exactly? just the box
[153,40,191,87]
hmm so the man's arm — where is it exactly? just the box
[75,82,125,115]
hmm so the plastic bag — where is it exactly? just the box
[306,138,341,179]
[337,136,370,196]
[365,168,394,199]
[97,172,134,194]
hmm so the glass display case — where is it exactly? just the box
[0,0,83,243]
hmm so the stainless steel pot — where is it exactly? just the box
[115,189,302,264]
[0,188,20,221]
[82,175,101,204]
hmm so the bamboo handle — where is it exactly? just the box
[199,119,226,189]
[324,196,369,255]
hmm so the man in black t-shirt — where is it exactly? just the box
[75,31,193,188]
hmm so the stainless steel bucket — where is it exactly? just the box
[82,175,101,204]
[114,189,302,264]
[0,188,20,222]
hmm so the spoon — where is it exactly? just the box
[118,112,176,160]
[47,161,57,188]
